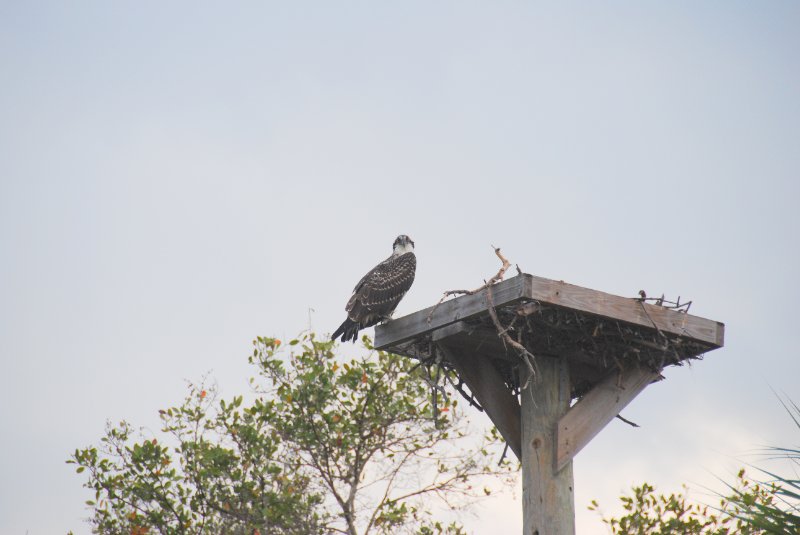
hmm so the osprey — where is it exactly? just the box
[332,235,416,343]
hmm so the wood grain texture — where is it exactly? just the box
[375,275,529,349]
[430,321,471,342]
[556,367,661,472]
[376,273,724,352]
[432,322,520,362]
[522,356,575,535]
[522,275,724,347]
[436,342,522,461]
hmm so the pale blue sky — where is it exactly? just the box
[1,2,799,533]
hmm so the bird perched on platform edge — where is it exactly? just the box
[332,235,416,343]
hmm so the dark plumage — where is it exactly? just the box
[332,235,416,343]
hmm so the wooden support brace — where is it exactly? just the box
[556,366,662,472]
[435,342,522,461]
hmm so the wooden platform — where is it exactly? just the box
[375,272,724,461]
[377,273,722,394]
[374,273,724,534]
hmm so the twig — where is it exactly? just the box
[615,414,640,428]
[487,245,511,285]
[407,355,436,376]
[427,246,511,323]
[635,290,692,313]
[431,246,536,388]
[486,283,537,389]
[637,300,668,343]
[422,367,448,401]
[444,373,484,412]
[498,442,510,466]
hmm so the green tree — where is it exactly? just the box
[589,471,777,534]
[590,396,800,535]
[722,397,800,534]
[69,333,515,534]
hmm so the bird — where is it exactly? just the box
[332,235,416,343]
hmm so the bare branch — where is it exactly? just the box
[615,414,640,428]
[485,280,537,389]
[635,290,693,313]
[427,246,511,323]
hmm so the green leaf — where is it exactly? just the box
[68,331,515,534]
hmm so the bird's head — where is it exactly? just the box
[393,234,415,255]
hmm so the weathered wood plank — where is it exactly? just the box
[431,322,521,362]
[522,275,724,347]
[522,356,575,535]
[556,366,661,472]
[377,274,724,353]
[375,275,529,350]
[436,342,522,461]
[430,321,471,342]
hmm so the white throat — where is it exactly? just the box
[393,243,414,256]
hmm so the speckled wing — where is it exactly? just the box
[346,252,416,327]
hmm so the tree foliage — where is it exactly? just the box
[722,397,800,534]
[69,333,515,534]
[589,471,778,534]
[591,396,800,534]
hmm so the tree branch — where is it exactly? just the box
[427,245,512,323]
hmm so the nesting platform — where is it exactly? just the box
[375,273,724,534]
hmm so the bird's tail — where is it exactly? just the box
[331,318,360,343]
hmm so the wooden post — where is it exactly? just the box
[522,356,575,535]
